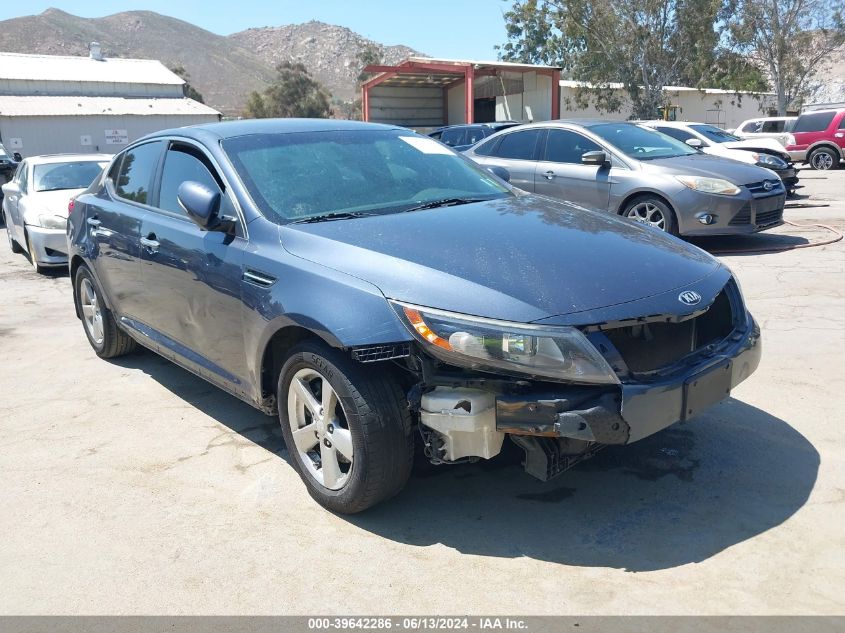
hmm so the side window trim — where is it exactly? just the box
[150,136,248,239]
[110,140,166,209]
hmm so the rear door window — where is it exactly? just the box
[793,112,836,133]
[440,128,467,147]
[838,115,845,130]
[492,130,543,160]
[762,120,785,133]
[114,141,164,204]
[655,126,696,143]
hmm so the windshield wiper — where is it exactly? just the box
[290,211,377,224]
[400,197,492,213]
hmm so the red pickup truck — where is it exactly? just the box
[785,109,845,170]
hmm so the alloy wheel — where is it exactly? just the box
[626,202,666,231]
[811,151,834,170]
[286,367,354,490]
[80,277,105,346]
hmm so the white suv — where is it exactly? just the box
[733,117,797,147]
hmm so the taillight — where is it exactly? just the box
[67,198,75,215]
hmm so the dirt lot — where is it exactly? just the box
[1,169,843,615]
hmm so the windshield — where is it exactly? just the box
[33,161,107,192]
[690,124,741,144]
[222,130,511,224]
[591,123,698,160]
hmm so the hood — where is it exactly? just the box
[280,195,721,324]
[721,137,789,154]
[641,153,776,185]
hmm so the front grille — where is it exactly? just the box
[756,208,783,227]
[351,343,411,363]
[745,179,783,194]
[601,288,735,375]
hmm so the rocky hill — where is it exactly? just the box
[0,9,423,115]
[230,21,420,101]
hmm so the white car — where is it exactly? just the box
[638,121,800,195]
[732,117,797,146]
[2,154,110,273]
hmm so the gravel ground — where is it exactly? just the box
[0,168,843,615]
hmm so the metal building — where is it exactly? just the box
[0,47,221,157]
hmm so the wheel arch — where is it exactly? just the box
[257,322,341,413]
[617,190,677,216]
[807,142,843,159]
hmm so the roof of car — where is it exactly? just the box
[24,153,112,165]
[144,118,404,142]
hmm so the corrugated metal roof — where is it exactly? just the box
[0,95,221,117]
[0,52,185,85]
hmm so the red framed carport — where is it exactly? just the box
[361,58,561,126]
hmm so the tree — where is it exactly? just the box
[727,0,845,114]
[243,62,332,119]
[170,65,205,104]
[498,0,750,118]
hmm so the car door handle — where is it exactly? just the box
[87,218,101,227]
[835,133,844,138]
[140,235,160,254]
[543,170,556,180]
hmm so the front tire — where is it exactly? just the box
[808,147,839,171]
[278,340,414,514]
[622,196,678,235]
[73,265,137,358]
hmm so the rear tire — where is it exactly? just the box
[6,224,22,253]
[277,340,414,513]
[808,147,839,171]
[73,264,137,359]
[622,196,678,236]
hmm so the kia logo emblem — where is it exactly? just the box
[763,181,773,191]
[679,291,702,306]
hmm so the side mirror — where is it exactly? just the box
[489,166,511,183]
[685,138,704,149]
[13,152,22,162]
[177,181,234,233]
[581,150,609,166]
[2,181,19,195]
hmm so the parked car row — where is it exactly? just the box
[461,119,787,236]
[4,119,765,514]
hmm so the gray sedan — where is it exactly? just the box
[464,120,785,236]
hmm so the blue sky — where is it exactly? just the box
[0,1,512,60]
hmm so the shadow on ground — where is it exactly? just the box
[690,232,810,256]
[112,351,818,573]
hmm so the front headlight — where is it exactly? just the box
[392,302,619,384]
[756,154,787,169]
[37,214,67,230]
[675,175,741,196]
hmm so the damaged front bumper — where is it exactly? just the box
[496,314,761,446]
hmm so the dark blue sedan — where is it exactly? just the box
[67,119,761,513]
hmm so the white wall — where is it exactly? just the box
[0,114,219,158]
[494,72,553,122]
[446,84,465,125]
[558,84,776,129]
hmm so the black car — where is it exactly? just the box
[68,119,761,513]
[429,121,520,151]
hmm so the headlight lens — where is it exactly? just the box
[756,154,787,169]
[393,302,619,384]
[675,175,741,196]
[37,214,67,230]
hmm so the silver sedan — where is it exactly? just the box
[2,154,110,273]
[464,120,786,236]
